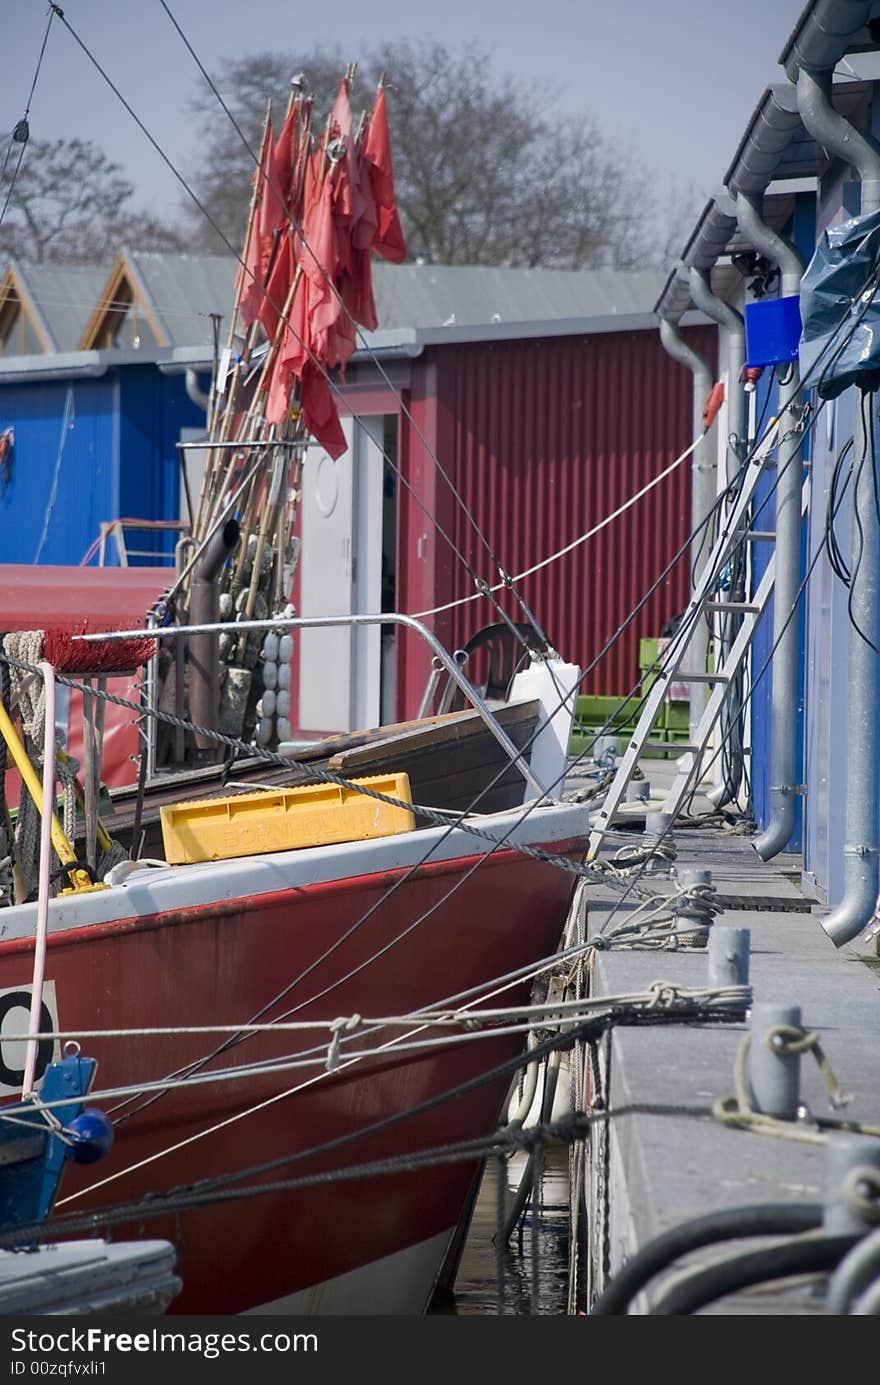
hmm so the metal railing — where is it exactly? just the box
[78,612,548,798]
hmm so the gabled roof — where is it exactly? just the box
[83,255,664,344]
[1,262,113,352]
[80,251,235,351]
[0,263,54,352]
[18,262,111,351]
[0,252,669,370]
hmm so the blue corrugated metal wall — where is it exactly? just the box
[118,368,203,563]
[0,376,118,566]
[0,366,203,566]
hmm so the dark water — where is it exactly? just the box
[431,1147,573,1316]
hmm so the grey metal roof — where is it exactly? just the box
[0,254,668,370]
[780,0,880,78]
[128,257,665,340]
[370,263,666,330]
[126,252,237,348]
[12,262,110,352]
[657,0,880,322]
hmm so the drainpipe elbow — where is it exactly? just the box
[821,849,880,948]
[185,368,211,413]
[751,792,797,862]
[797,66,880,213]
[735,192,804,293]
[659,317,712,393]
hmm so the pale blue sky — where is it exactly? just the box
[7,0,807,227]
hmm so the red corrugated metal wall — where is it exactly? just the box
[397,326,716,712]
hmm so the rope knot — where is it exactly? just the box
[325,1014,361,1073]
[766,1023,819,1056]
[766,1023,851,1111]
[647,980,680,1009]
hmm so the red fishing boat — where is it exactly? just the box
[0,64,590,1313]
[0,727,587,1312]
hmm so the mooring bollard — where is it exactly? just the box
[626,779,650,803]
[746,1003,802,1119]
[673,866,714,946]
[643,810,675,875]
[823,1134,880,1235]
[708,925,751,988]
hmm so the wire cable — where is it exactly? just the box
[0,7,56,228]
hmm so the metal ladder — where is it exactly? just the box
[587,435,794,859]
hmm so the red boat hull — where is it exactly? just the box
[0,827,585,1313]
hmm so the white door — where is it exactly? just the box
[298,416,384,733]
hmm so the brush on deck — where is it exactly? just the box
[1,626,157,891]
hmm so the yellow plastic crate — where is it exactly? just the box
[160,773,416,865]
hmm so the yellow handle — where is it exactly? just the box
[0,700,91,889]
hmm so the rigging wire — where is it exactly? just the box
[590,390,840,937]
[88,420,791,1127]
[0,6,56,228]
[53,5,545,655]
[52,985,741,1218]
[155,0,550,651]
[0,408,791,1130]
[10,13,880,1178]
[43,8,521,644]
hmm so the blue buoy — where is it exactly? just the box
[63,1108,114,1165]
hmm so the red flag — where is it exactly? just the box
[300,361,347,460]
[329,80,366,229]
[278,261,310,378]
[264,356,294,428]
[238,121,274,328]
[303,171,341,362]
[272,102,299,210]
[257,117,289,252]
[362,86,406,263]
[258,227,295,342]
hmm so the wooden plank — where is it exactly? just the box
[327,701,539,770]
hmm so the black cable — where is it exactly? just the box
[589,1201,822,1314]
[0,8,56,228]
[825,436,855,585]
[49,8,522,645]
[157,0,546,655]
[14,1000,738,1250]
[648,1232,859,1315]
[845,397,880,656]
[0,464,751,1131]
[56,444,760,1128]
[597,397,833,935]
[19,1012,610,1248]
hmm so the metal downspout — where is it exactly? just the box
[184,368,210,413]
[659,316,714,741]
[735,191,804,861]
[688,264,746,479]
[797,65,880,946]
[689,265,748,808]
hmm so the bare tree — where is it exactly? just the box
[184,40,655,269]
[0,134,184,264]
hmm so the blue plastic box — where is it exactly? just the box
[744,295,802,368]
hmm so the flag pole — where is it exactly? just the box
[196,99,273,544]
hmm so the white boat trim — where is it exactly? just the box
[0,800,587,943]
